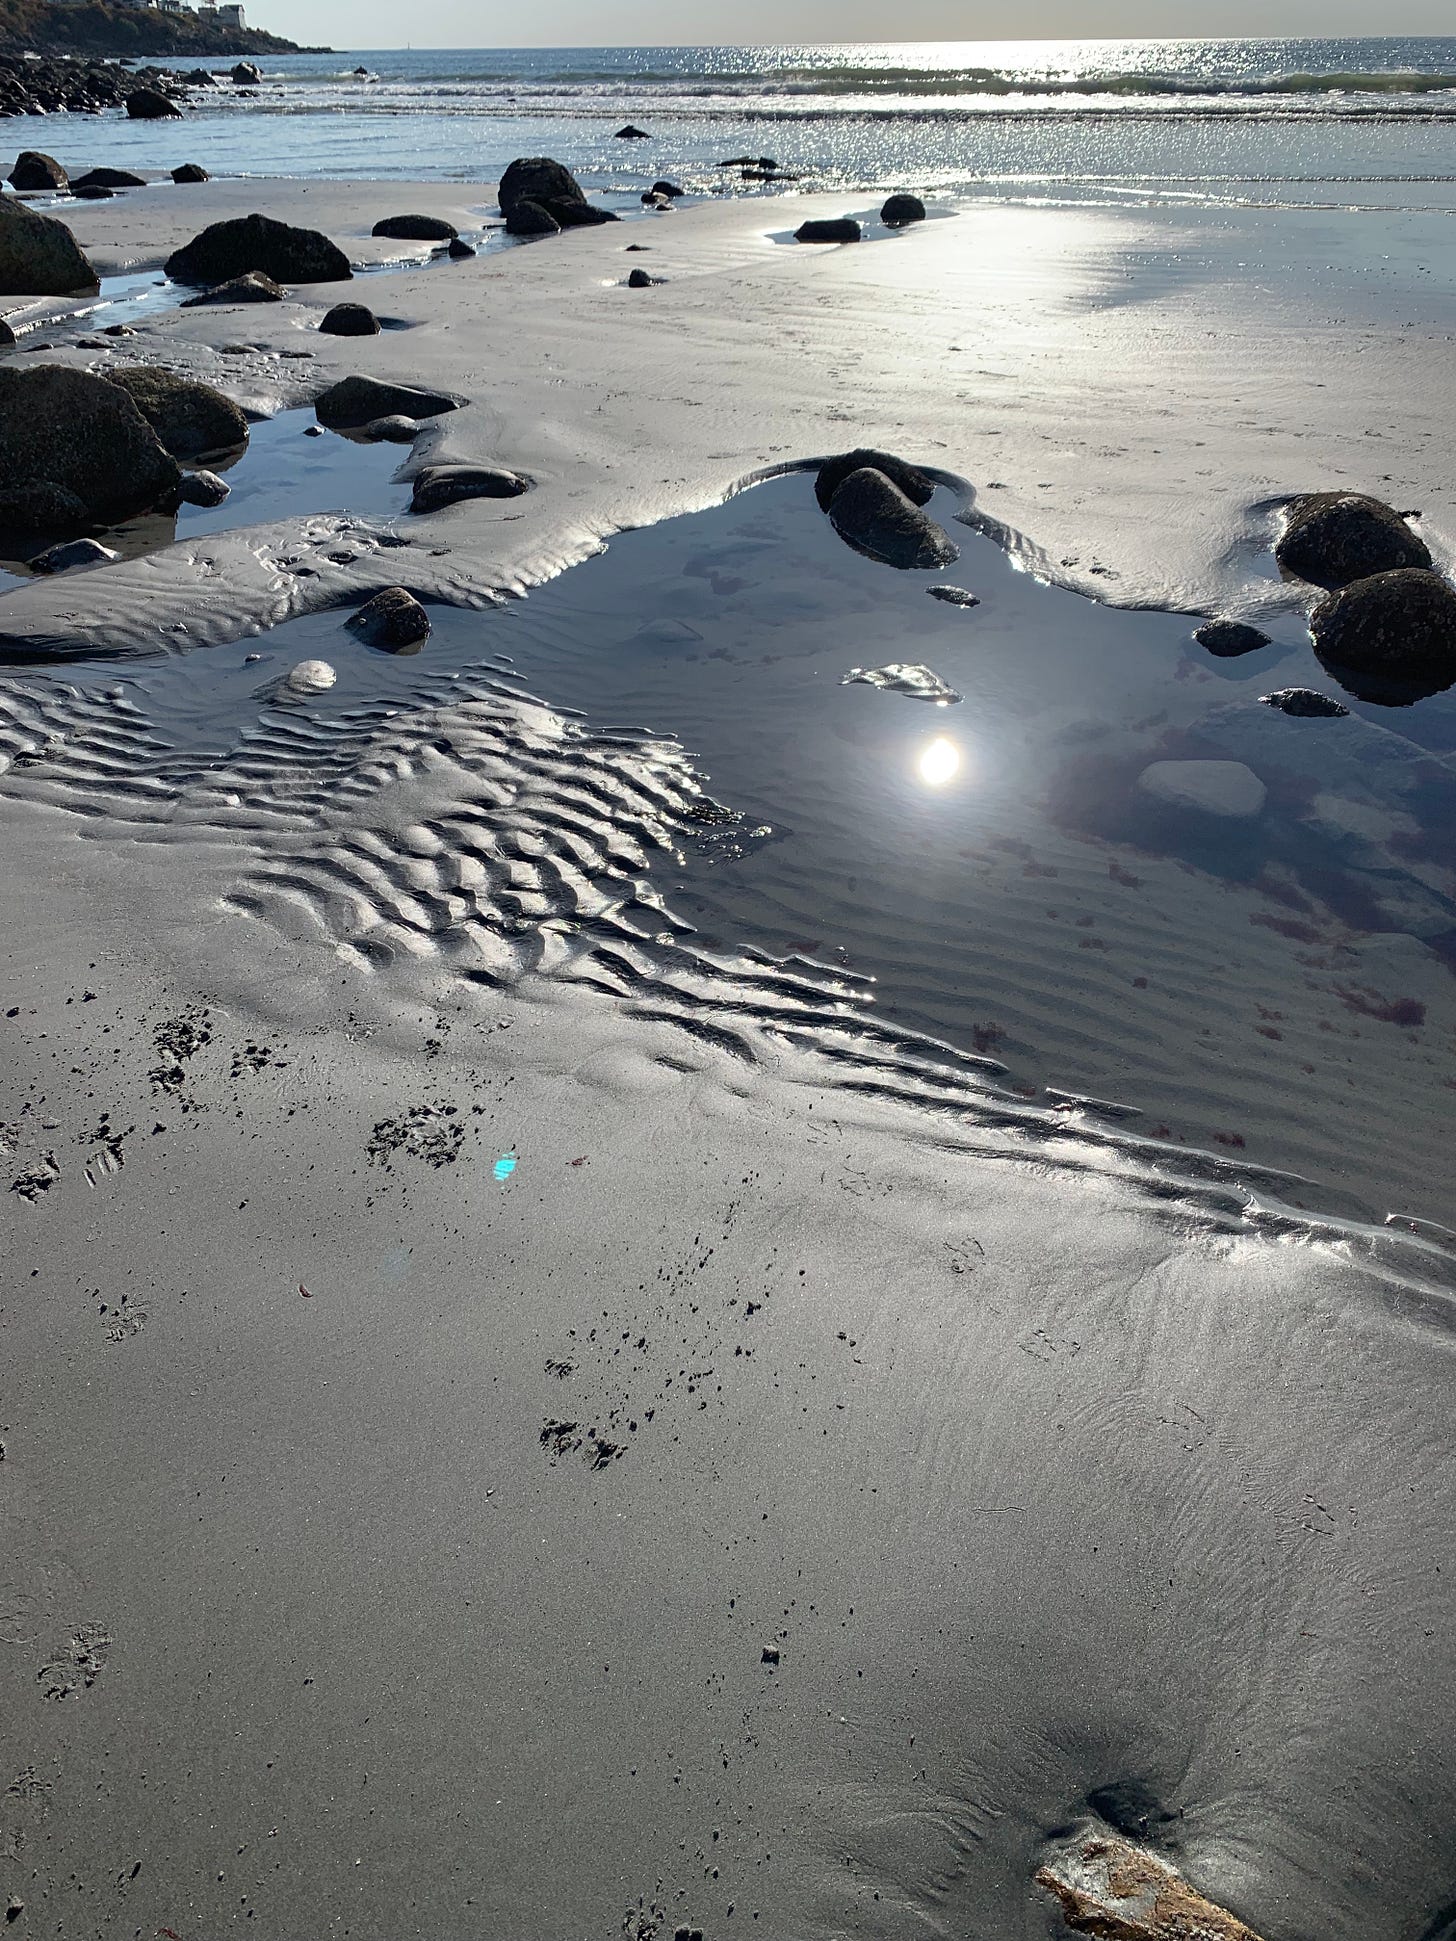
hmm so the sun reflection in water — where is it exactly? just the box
[917,736,961,788]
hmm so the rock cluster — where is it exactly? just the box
[0,53,188,117]
[1276,491,1455,699]
[498,157,620,237]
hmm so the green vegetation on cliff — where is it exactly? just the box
[0,0,306,56]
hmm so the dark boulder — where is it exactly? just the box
[505,198,560,238]
[928,585,980,608]
[32,535,117,573]
[104,367,249,459]
[795,218,861,244]
[180,272,284,305]
[409,464,528,514]
[615,124,650,138]
[498,157,618,231]
[1261,687,1350,717]
[8,151,68,192]
[448,237,476,258]
[372,213,459,242]
[651,179,685,198]
[641,191,671,209]
[1193,618,1271,657]
[319,301,379,336]
[172,163,210,184]
[828,467,959,570]
[72,185,115,201]
[1310,568,1456,699]
[73,168,147,190]
[1276,491,1431,590]
[184,70,216,87]
[0,317,15,352]
[126,88,182,120]
[231,63,262,85]
[347,586,431,651]
[314,374,459,429]
[814,448,935,512]
[166,213,351,287]
[627,267,655,288]
[0,363,179,535]
[0,197,98,297]
[880,193,926,227]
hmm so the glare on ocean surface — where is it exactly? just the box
[917,737,962,787]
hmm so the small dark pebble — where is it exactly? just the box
[1194,618,1272,657]
[761,1644,780,1665]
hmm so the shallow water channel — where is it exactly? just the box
[4,469,1454,1226]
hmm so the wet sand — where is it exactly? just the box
[2,178,1455,1939]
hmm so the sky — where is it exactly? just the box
[273,3,1456,48]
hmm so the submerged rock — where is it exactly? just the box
[168,469,229,509]
[928,585,980,608]
[842,662,962,704]
[32,536,118,574]
[0,197,99,298]
[1193,618,1270,657]
[347,586,431,651]
[180,272,284,306]
[126,88,182,120]
[615,124,650,138]
[0,364,179,534]
[360,414,420,443]
[172,163,210,184]
[409,465,528,514]
[1261,686,1350,717]
[286,658,336,694]
[166,213,351,287]
[815,448,935,512]
[231,62,263,85]
[318,301,380,336]
[8,151,68,192]
[315,374,459,429]
[881,193,927,226]
[1037,1833,1265,1941]
[828,467,958,570]
[73,168,147,191]
[104,367,249,459]
[1137,759,1266,820]
[1275,491,1431,589]
[372,213,458,241]
[1310,567,1456,698]
[795,217,861,243]
[498,157,619,232]
[73,185,115,201]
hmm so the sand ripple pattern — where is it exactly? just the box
[1,667,1453,1295]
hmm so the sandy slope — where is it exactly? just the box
[1,177,1455,1940]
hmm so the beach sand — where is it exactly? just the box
[2,178,1455,1938]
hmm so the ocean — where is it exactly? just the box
[30,36,1456,209]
